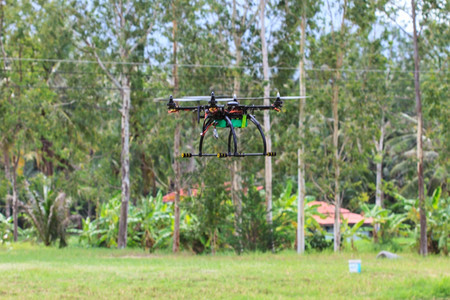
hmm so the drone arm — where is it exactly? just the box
[168,104,225,113]
[169,105,204,112]
[244,104,282,111]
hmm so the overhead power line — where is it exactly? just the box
[0,57,447,73]
[4,69,446,84]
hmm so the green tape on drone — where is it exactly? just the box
[216,118,247,128]
[242,115,247,127]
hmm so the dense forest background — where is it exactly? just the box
[0,0,448,254]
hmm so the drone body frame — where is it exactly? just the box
[164,92,296,158]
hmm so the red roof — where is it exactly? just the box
[308,201,373,226]
[162,189,199,202]
[163,183,263,203]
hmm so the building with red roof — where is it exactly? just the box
[162,183,264,203]
[162,188,199,202]
[308,201,373,226]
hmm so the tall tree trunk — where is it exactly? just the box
[113,1,131,249]
[231,2,243,250]
[411,0,427,256]
[373,112,385,243]
[3,147,11,218]
[117,75,131,249]
[260,0,273,251]
[231,161,242,236]
[1,5,11,220]
[375,111,385,208]
[332,76,341,252]
[173,124,181,253]
[297,11,307,254]
[332,49,344,252]
[331,0,347,253]
[140,152,156,197]
[85,2,155,248]
[12,153,19,242]
[172,12,181,253]
[40,137,54,176]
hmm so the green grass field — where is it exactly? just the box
[1,243,449,299]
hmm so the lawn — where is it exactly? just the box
[0,243,448,299]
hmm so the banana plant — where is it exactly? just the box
[273,181,325,249]
[71,194,121,248]
[424,188,449,254]
[73,192,176,250]
[361,203,409,245]
[340,218,368,250]
[73,217,106,246]
[394,187,449,254]
[132,192,173,251]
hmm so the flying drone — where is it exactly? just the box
[157,92,307,158]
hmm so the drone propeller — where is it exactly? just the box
[154,97,205,102]
[155,92,310,103]
[154,95,232,102]
[183,95,231,99]
[230,96,310,101]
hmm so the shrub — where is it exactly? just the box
[0,213,12,244]
[181,184,232,254]
[21,175,71,247]
[396,187,449,255]
[73,192,174,250]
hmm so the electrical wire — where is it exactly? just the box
[1,57,447,73]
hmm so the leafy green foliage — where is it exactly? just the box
[181,166,233,254]
[361,203,409,248]
[340,218,369,251]
[73,192,174,250]
[396,188,449,255]
[131,192,174,251]
[271,181,328,251]
[0,213,12,244]
[0,0,448,254]
[22,175,71,247]
[306,231,332,251]
[237,182,273,252]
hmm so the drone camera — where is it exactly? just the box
[181,153,192,158]
[266,152,276,157]
[217,153,228,158]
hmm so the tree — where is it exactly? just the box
[411,0,426,256]
[171,0,181,254]
[229,0,259,252]
[259,0,273,251]
[297,2,307,255]
[0,0,54,242]
[73,0,159,248]
[270,0,320,253]
[0,0,10,220]
[304,0,377,252]
[328,0,348,252]
[379,0,448,256]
